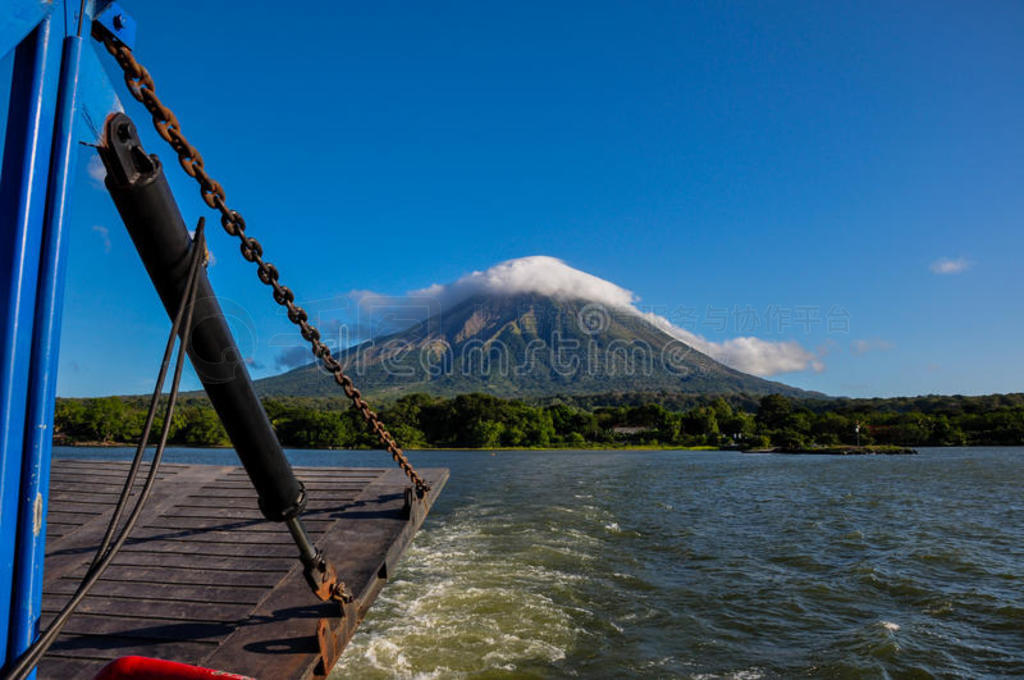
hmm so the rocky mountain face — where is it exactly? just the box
[255,292,815,400]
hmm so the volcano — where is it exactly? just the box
[254,287,815,400]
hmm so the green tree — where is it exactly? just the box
[929,415,966,446]
[757,394,792,431]
[770,428,807,450]
[388,422,428,448]
[681,407,718,440]
[566,432,587,447]
[179,407,229,447]
[275,410,348,448]
[811,412,851,445]
[467,419,504,448]
[719,410,756,442]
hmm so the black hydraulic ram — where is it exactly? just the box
[99,113,348,603]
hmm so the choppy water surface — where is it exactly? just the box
[330,448,1022,679]
[56,446,1023,678]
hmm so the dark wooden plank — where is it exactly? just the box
[41,594,254,623]
[202,467,449,680]
[47,509,104,522]
[42,613,240,642]
[117,542,297,558]
[47,481,156,494]
[41,460,447,680]
[80,551,295,573]
[50,470,183,481]
[169,506,283,519]
[50,461,191,472]
[45,501,119,515]
[47,472,163,484]
[194,480,374,489]
[63,565,285,588]
[141,517,333,532]
[236,467,387,475]
[116,529,298,545]
[36,657,106,680]
[169,498,360,514]
[46,635,219,662]
[181,490,259,500]
[46,521,79,530]
[47,490,140,503]
[47,579,272,605]
[42,465,236,584]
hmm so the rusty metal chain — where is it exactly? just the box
[99,36,429,494]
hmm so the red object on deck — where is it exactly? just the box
[92,656,255,680]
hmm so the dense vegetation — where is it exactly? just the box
[53,392,1024,449]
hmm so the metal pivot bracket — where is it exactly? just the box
[403,486,426,521]
[304,553,353,605]
[90,1,136,49]
[285,516,352,605]
[315,618,341,678]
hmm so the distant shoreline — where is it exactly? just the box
[54,441,720,452]
[744,445,917,455]
[54,442,962,454]
[54,392,1024,450]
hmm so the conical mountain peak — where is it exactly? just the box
[257,262,816,399]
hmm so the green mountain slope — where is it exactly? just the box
[255,293,817,400]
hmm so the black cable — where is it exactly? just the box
[86,218,206,574]
[2,221,207,680]
[75,0,87,37]
[89,220,205,571]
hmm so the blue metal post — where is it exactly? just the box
[0,1,54,60]
[0,15,60,668]
[9,33,85,660]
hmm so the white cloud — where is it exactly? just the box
[930,257,971,275]
[407,255,638,310]
[87,154,106,185]
[351,255,825,377]
[275,346,311,370]
[92,225,111,253]
[850,338,893,356]
[639,311,824,376]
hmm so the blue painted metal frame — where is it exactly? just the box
[10,33,85,661]
[0,1,54,61]
[0,15,61,669]
[1,0,122,670]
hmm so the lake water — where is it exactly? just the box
[55,446,1023,679]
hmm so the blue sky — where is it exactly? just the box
[32,0,1024,397]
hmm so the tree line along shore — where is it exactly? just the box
[51,391,1024,450]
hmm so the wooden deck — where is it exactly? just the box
[38,459,448,680]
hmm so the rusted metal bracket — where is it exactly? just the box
[285,515,353,605]
[403,488,413,518]
[303,554,353,605]
[402,485,427,520]
[314,618,341,678]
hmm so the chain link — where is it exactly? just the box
[99,36,429,494]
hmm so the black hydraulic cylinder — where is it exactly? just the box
[98,113,305,522]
